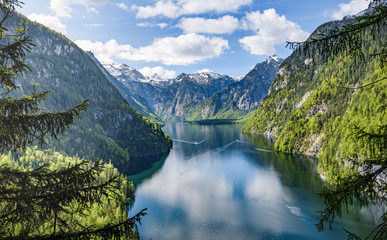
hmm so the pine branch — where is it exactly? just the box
[0,160,122,231]
[316,166,386,232]
[0,90,51,115]
[287,3,387,62]
[2,208,147,240]
[0,98,90,151]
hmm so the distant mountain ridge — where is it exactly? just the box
[185,55,283,121]
[103,63,173,86]
[104,63,146,82]
[101,56,282,122]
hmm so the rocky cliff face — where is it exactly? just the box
[101,65,239,121]
[103,63,147,82]
[101,57,281,122]
[185,56,283,120]
[159,72,237,121]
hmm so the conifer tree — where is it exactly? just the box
[288,0,386,239]
[0,1,145,239]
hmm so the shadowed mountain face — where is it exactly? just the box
[6,14,172,170]
[100,56,283,122]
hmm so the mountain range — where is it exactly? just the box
[99,55,283,122]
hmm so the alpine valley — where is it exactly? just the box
[98,55,283,122]
[1,1,386,239]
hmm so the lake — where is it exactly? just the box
[127,123,380,240]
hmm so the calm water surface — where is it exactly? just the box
[127,123,379,240]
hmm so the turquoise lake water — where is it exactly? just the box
[127,123,381,240]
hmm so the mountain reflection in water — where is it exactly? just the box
[127,123,380,240]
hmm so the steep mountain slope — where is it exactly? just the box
[186,56,283,121]
[89,53,164,125]
[102,59,282,123]
[243,18,386,180]
[158,72,237,121]
[104,63,147,82]
[101,65,238,121]
[7,13,172,170]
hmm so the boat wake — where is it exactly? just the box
[173,139,207,145]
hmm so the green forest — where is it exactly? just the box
[243,19,386,182]
[0,148,138,238]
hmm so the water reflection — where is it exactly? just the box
[126,155,167,186]
[128,123,377,240]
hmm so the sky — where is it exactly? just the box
[17,0,370,79]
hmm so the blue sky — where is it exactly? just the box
[18,0,370,78]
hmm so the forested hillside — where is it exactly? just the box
[7,14,172,170]
[243,17,386,181]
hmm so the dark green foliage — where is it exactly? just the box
[5,11,172,169]
[0,0,89,152]
[244,1,387,239]
[0,148,145,239]
[316,123,386,239]
[0,1,31,90]
[0,1,146,238]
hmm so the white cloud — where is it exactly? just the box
[239,9,309,55]
[157,23,168,29]
[84,23,103,27]
[134,34,229,65]
[137,22,150,27]
[116,2,128,10]
[177,15,239,34]
[75,34,228,65]
[132,0,252,19]
[137,22,168,29]
[139,66,177,79]
[331,0,369,20]
[87,7,99,15]
[50,0,72,17]
[196,68,213,73]
[28,13,67,34]
[75,39,133,63]
[50,0,109,18]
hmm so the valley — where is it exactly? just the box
[0,1,385,239]
[97,56,283,123]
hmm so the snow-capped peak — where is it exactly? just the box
[102,62,146,82]
[267,55,280,63]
